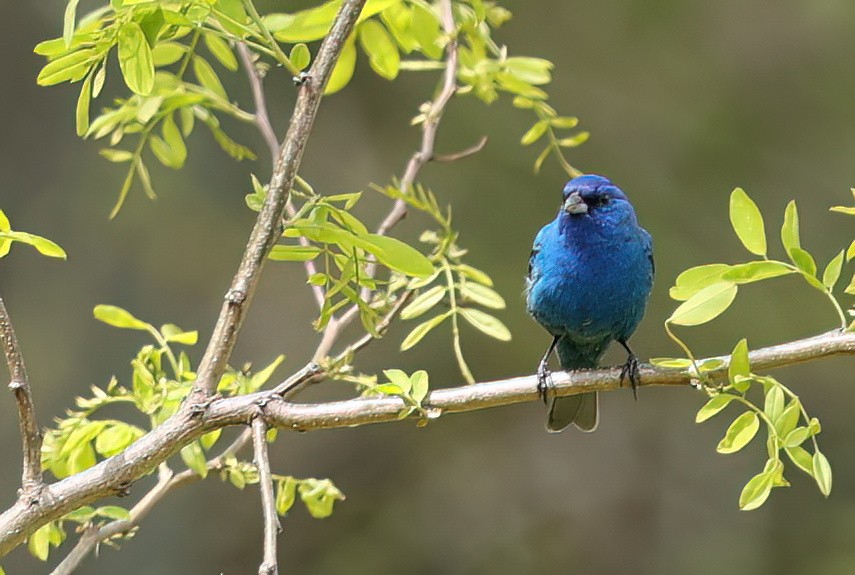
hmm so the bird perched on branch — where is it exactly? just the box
[525,174,654,432]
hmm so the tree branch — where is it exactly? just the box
[252,418,279,575]
[1,329,851,555]
[189,0,367,399]
[0,294,43,494]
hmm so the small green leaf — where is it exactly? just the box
[669,264,731,301]
[401,312,449,350]
[180,442,208,478]
[152,42,186,67]
[99,149,134,163]
[93,304,151,331]
[401,286,446,320]
[290,43,311,71]
[193,56,227,99]
[739,467,775,510]
[459,308,512,341]
[695,394,738,423]
[785,445,814,476]
[668,281,738,326]
[717,411,760,454]
[76,71,92,137]
[729,187,767,256]
[764,386,784,422]
[721,261,793,284]
[63,0,81,47]
[325,37,356,95]
[28,523,51,561]
[781,200,800,254]
[847,240,855,262]
[520,121,548,145]
[200,429,222,451]
[728,338,750,383]
[775,399,801,437]
[789,247,817,276]
[456,264,493,286]
[649,357,694,369]
[783,427,811,448]
[813,450,832,496]
[203,33,238,71]
[117,22,155,95]
[275,477,297,515]
[822,250,845,289]
[459,283,506,309]
[365,234,434,277]
[383,369,412,394]
[410,370,429,404]
[96,506,131,521]
[269,245,322,262]
[358,20,400,80]
[161,324,198,345]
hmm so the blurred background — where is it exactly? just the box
[2,0,855,573]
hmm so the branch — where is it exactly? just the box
[0,295,43,494]
[3,329,851,556]
[188,0,367,399]
[252,418,279,575]
[237,41,326,310]
[314,0,462,361]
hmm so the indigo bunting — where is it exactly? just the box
[525,175,654,432]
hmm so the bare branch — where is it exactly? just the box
[189,0,367,399]
[252,418,280,575]
[3,329,851,556]
[0,295,43,494]
[434,135,488,162]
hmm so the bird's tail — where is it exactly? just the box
[546,339,603,433]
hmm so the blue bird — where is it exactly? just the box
[525,175,654,432]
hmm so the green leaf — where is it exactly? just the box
[325,36,356,95]
[401,286,446,320]
[161,323,198,344]
[269,245,322,261]
[358,20,400,80]
[249,355,285,392]
[649,357,694,369]
[203,33,238,71]
[63,0,81,47]
[93,304,151,331]
[298,478,344,518]
[117,22,155,95]
[0,231,67,259]
[505,57,553,85]
[28,523,51,561]
[785,445,815,476]
[721,261,793,284]
[275,477,297,515]
[813,450,832,496]
[383,369,412,394]
[200,429,222,451]
[456,264,493,286]
[96,505,131,521]
[729,188,767,256]
[290,43,311,71]
[739,466,776,510]
[669,263,731,301]
[845,273,855,296]
[410,370,429,404]
[728,338,750,384]
[717,411,760,454]
[459,308,512,341]
[789,247,817,276]
[775,399,801,437]
[822,250,845,289]
[520,121,548,146]
[76,71,92,137]
[180,442,208,478]
[401,312,449,350]
[364,234,434,277]
[764,386,784,422]
[847,239,855,262]
[667,281,738,326]
[695,394,738,423]
[781,200,800,254]
[409,2,442,59]
[193,56,227,99]
[783,427,811,448]
[152,42,186,67]
[459,283,506,309]
[830,206,855,215]
[94,423,144,457]
[37,47,99,86]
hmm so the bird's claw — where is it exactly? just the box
[536,361,553,406]
[619,353,641,400]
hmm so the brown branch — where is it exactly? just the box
[1,329,852,556]
[0,295,43,494]
[433,135,488,162]
[313,0,462,362]
[188,0,367,400]
[252,418,280,575]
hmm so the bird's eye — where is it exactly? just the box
[591,196,610,207]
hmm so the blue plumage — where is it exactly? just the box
[526,175,654,432]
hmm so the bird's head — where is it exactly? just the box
[561,174,632,219]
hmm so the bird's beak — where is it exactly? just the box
[563,191,588,215]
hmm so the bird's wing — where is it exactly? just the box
[527,225,550,282]
[643,228,655,277]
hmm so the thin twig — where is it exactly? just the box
[188,0,367,400]
[252,417,280,575]
[236,41,326,310]
[313,0,462,361]
[433,135,488,162]
[0,295,43,494]
[1,329,853,554]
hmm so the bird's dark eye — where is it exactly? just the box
[590,195,610,208]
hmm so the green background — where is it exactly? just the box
[2,1,854,573]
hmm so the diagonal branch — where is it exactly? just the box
[3,330,851,556]
[252,417,280,575]
[0,295,43,494]
[189,0,367,399]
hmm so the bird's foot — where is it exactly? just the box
[619,353,641,400]
[536,360,553,406]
